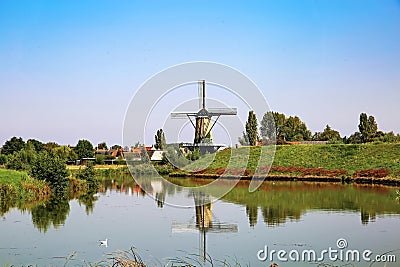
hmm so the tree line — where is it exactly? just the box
[240,111,400,145]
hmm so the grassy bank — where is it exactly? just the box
[173,143,400,179]
[0,169,51,215]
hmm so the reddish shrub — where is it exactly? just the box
[353,168,390,178]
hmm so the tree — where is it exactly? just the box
[345,132,363,144]
[154,129,167,150]
[30,151,69,194]
[312,125,341,142]
[27,139,44,152]
[238,131,249,145]
[97,142,108,150]
[5,142,37,171]
[358,113,378,143]
[140,146,150,164]
[43,142,59,152]
[74,139,94,159]
[52,145,77,162]
[260,112,275,141]
[2,137,25,155]
[284,116,311,141]
[245,111,259,146]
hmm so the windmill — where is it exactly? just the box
[172,192,238,262]
[171,80,237,153]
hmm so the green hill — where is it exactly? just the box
[178,143,400,178]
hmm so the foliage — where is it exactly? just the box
[43,142,60,152]
[75,163,98,191]
[238,131,249,145]
[52,145,78,162]
[0,154,8,165]
[345,132,363,144]
[163,145,188,168]
[5,143,37,171]
[1,136,25,155]
[358,113,378,143]
[30,151,69,194]
[154,129,167,150]
[260,112,311,142]
[312,125,341,142]
[186,148,201,161]
[260,111,277,141]
[284,116,312,141]
[95,154,105,165]
[353,168,390,178]
[140,146,150,164]
[74,139,94,159]
[27,138,44,152]
[245,110,259,145]
[97,142,108,150]
[0,169,50,216]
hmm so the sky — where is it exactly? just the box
[0,0,399,147]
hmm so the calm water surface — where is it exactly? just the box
[1,176,400,266]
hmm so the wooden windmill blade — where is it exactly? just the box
[198,80,206,109]
[170,112,197,119]
[208,108,238,116]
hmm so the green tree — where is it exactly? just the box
[284,116,311,141]
[345,132,363,144]
[260,111,281,140]
[74,139,94,159]
[43,142,60,152]
[5,143,37,171]
[76,163,98,191]
[0,154,7,165]
[52,145,78,162]
[30,151,69,194]
[140,146,150,164]
[154,129,167,150]
[245,110,259,146]
[358,113,378,143]
[2,137,25,155]
[238,131,249,145]
[27,139,44,152]
[97,142,108,150]
[312,125,341,142]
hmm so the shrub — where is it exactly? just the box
[353,168,390,178]
[30,151,69,194]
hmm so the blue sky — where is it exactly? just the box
[1,0,399,147]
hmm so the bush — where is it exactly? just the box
[353,168,390,178]
[75,163,98,191]
[0,154,7,165]
[30,151,69,194]
[5,145,37,171]
[95,154,105,165]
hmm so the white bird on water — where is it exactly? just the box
[99,238,108,247]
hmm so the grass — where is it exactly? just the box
[0,168,28,186]
[0,168,51,215]
[176,143,400,178]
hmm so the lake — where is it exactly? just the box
[1,176,400,266]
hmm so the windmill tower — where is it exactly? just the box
[171,80,237,153]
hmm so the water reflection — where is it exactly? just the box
[167,178,400,226]
[1,175,400,233]
[31,195,70,232]
[172,191,238,262]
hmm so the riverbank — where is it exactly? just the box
[170,143,400,186]
[0,169,51,215]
